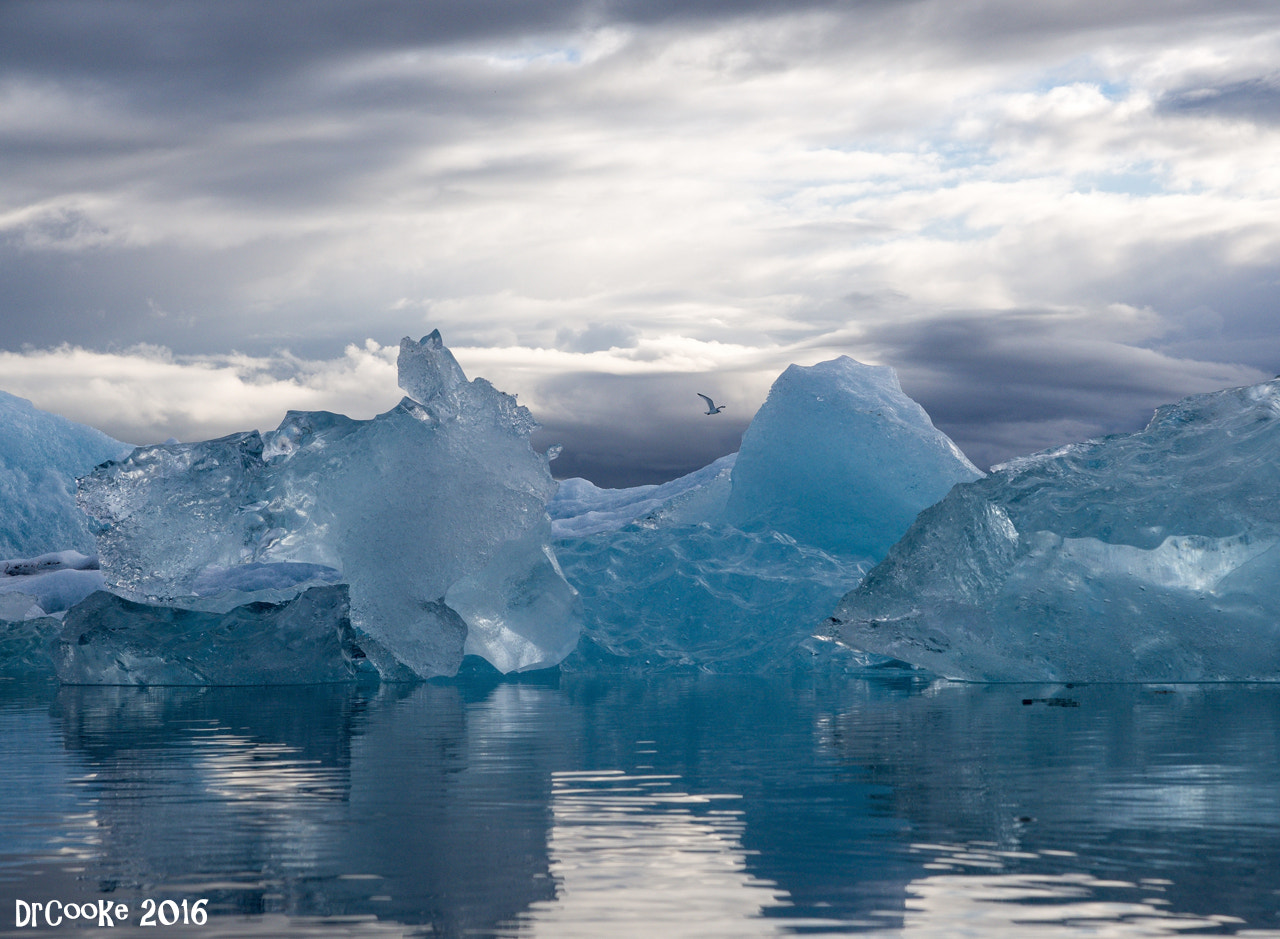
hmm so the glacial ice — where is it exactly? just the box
[549,454,738,539]
[829,379,1280,682]
[0,616,60,680]
[75,331,581,680]
[552,357,980,671]
[55,586,359,685]
[723,358,982,557]
[0,390,129,558]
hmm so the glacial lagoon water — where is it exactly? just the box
[3,672,1280,937]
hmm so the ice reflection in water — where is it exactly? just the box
[3,677,1280,936]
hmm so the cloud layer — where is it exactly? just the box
[3,1,1279,483]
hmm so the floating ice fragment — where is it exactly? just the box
[54,586,359,685]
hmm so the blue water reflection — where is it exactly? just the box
[2,676,1280,936]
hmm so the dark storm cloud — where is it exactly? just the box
[0,0,862,91]
[863,313,1267,470]
[0,235,337,354]
[6,0,1271,105]
[1159,74,1280,124]
[554,322,641,354]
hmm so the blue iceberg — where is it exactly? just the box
[18,331,1277,686]
[723,358,982,558]
[829,379,1280,682]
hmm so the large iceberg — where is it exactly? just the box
[551,357,981,671]
[0,390,129,558]
[829,379,1280,682]
[75,332,581,680]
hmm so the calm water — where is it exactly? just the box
[2,673,1280,937]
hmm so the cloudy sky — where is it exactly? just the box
[3,0,1278,485]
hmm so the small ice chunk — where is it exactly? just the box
[449,521,584,673]
[0,592,43,621]
[54,585,359,685]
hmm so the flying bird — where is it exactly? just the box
[698,393,726,415]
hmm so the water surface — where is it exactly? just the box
[2,674,1279,937]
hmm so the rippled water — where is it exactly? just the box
[2,674,1280,937]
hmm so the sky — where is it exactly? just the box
[2,0,1279,486]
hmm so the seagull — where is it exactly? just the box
[697,393,726,415]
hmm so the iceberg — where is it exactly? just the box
[76,332,581,680]
[0,345,985,680]
[0,390,130,558]
[829,379,1280,682]
[551,357,980,671]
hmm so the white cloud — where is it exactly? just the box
[0,341,399,444]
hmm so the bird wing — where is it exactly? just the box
[697,393,716,408]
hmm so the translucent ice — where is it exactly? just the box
[552,357,977,671]
[557,519,873,672]
[830,379,1280,682]
[723,357,982,557]
[0,390,129,558]
[77,332,580,679]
